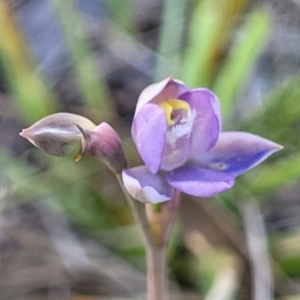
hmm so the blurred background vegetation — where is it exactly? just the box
[0,0,300,299]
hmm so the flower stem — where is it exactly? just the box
[115,173,154,246]
[146,189,181,300]
[147,244,168,300]
[115,173,181,300]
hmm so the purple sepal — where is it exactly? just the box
[201,132,283,177]
[122,166,173,203]
[180,89,222,158]
[132,103,168,174]
[135,77,189,114]
[166,165,235,197]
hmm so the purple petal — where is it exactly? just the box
[135,77,189,114]
[132,104,167,174]
[179,89,222,158]
[166,165,235,197]
[200,132,283,177]
[122,166,173,203]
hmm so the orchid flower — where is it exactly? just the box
[122,77,283,203]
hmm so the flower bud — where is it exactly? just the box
[78,122,127,173]
[20,113,127,173]
[20,113,96,160]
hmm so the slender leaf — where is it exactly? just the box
[105,0,134,33]
[241,75,300,143]
[52,0,112,111]
[246,152,300,195]
[155,0,186,80]
[213,8,271,123]
[0,1,58,121]
[182,0,249,87]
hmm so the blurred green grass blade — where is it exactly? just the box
[0,1,59,122]
[193,248,241,298]
[0,148,78,202]
[181,0,221,87]
[105,0,134,33]
[239,75,300,200]
[213,8,271,123]
[0,147,97,201]
[96,225,143,251]
[0,148,48,198]
[52,186,116,231]
[0,147,114,230]
[1,134,141,261]
[272,230,300,278]
[52,0,112,111]
[155,0,186,81]
[39,155,103,184]
[241,75,300,143]
[246,153,300,195]
[181,0,249,87]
